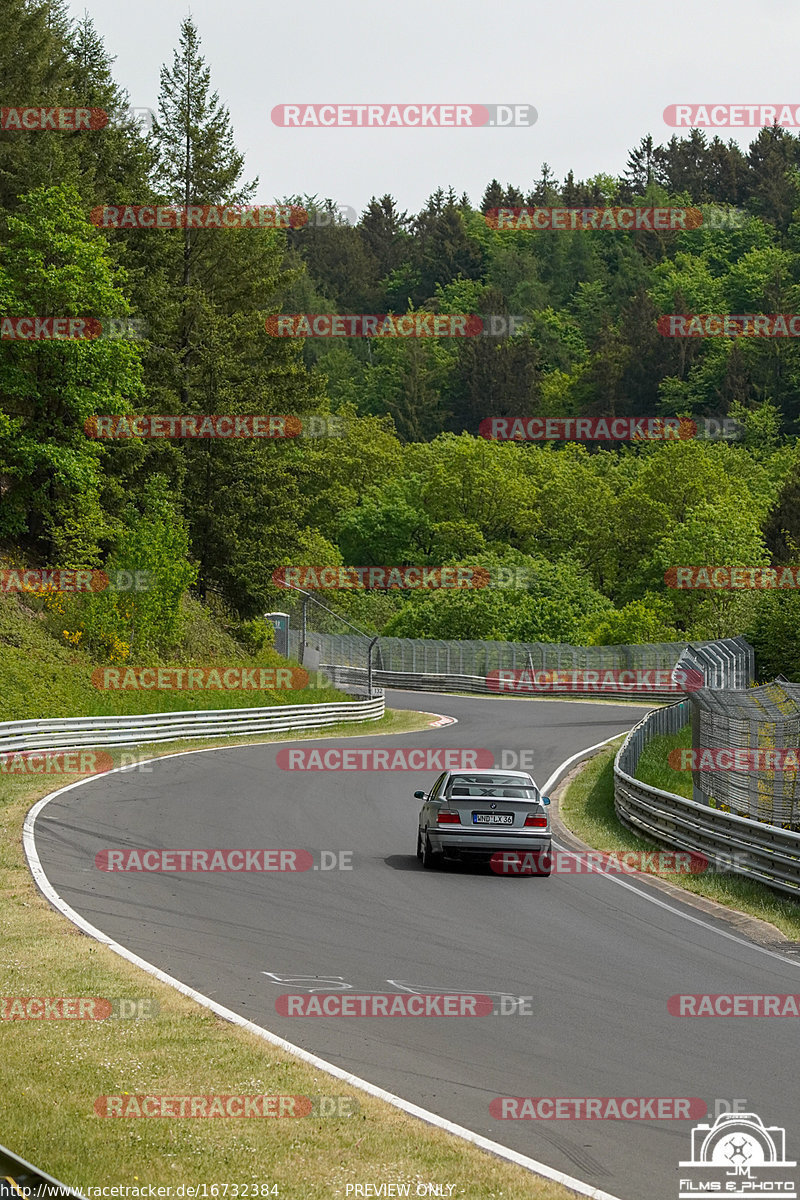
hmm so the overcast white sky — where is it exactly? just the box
[74,0,800,216]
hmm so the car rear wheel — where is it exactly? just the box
[420,832,442,870]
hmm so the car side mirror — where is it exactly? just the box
[414,790,426,800]
[542,796,551,805]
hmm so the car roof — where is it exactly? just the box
[447,769,534,779]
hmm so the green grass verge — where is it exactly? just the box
[635,725,693,799]
[559,739,800,940]
[1,708,576,1199]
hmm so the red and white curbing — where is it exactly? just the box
[425,712,457,728]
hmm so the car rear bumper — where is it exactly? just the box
[428,829,551,858]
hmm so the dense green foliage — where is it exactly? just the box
[0,588,341,722]
[4,3,800,677]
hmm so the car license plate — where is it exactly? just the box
[473,812,513,825]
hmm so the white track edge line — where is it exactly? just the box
[23,736,623,1200]
[543,736,800,970]
[541,732,626,798]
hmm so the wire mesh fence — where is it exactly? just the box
[289,628,752,685]
[269,591,752,698]
[688,681,800,829]
[268,597,793,825]
[270,587,753,688]
[269,593,798,832]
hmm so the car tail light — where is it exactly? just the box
[437,810,460,824]
[525,815,548,827]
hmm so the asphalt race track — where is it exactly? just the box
[31,692,800,1200]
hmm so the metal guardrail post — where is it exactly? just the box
[299,593,308,665]
[367,636,379,701]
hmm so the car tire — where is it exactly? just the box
[537,847,552,877]
[421,833,442,870]
[416,829,424,862]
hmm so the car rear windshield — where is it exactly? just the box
[447,775,540,800]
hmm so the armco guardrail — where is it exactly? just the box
[322,664,681,701]
[0,1140,83,1197]
[0,695,384,755]
[614,702,800,897]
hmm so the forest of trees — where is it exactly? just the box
[4,1,800,681]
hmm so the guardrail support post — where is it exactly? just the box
[299,594,308,665]
[368,636,380,700]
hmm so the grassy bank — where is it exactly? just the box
[0,591,344,720]
[634,724,693,799]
